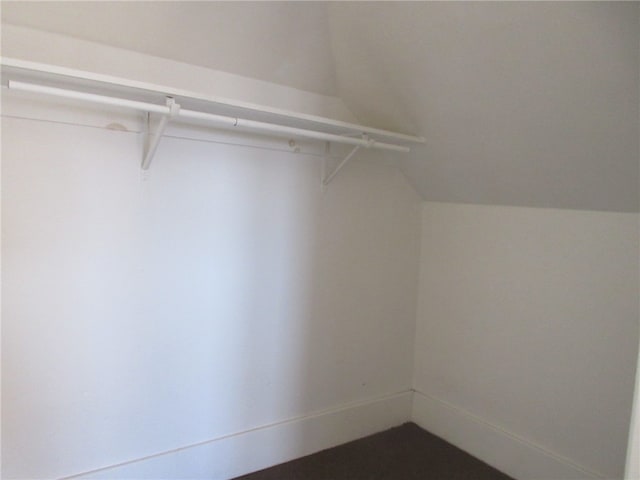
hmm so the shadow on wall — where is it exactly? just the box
[129,137,326,476]
[2,114,322,478]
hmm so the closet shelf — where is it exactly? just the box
[1,57,425,181]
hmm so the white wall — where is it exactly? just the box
[0,24,357,123]
[0,91,421,478]
[1,2,339,97]
[413,202,639,480]
[3,13,639,480]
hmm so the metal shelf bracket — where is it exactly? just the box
[141,97,180,170]
[322,134,375,188]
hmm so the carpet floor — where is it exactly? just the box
[233,422,515,480]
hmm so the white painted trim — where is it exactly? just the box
[411,390,607,480]
[62,391,412,480]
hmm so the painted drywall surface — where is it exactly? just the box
[0,24,356,123]
[0,96,421,478]
[329,2,640,212]
[6,4,638,213]
[1,2,338,97]
[414,202,639,478]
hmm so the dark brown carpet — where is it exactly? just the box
[233,422,514,480]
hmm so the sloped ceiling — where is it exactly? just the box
[329,2,639,212]
[0,1,338,96]
[2,1,638,212]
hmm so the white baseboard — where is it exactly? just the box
[411,389,607,480]
[57,389,606,480]
[64,391,412,480]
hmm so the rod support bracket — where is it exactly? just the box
[322,144,361,188]
[362,133,376,148]
[166,97,180,118]
[141,97,181,170]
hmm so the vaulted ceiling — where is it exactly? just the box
[0,1,339,96]
[2,1,638,212]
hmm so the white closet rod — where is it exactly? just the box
[8,80,412,153]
